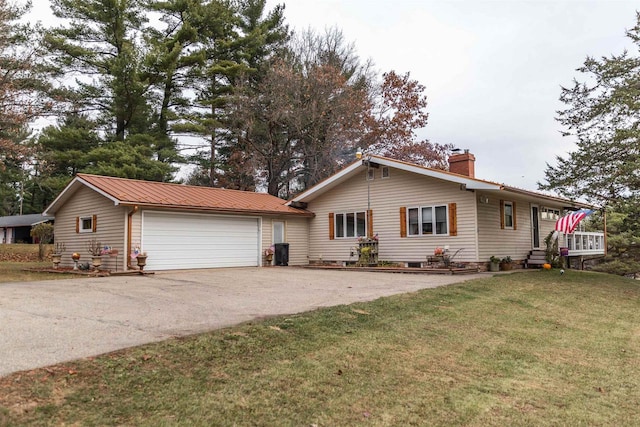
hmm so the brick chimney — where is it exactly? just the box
[448,150,475,178]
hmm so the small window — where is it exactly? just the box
[503,202,514,229]
[381,166,390,179]
[80,216,93,233]
[407,205,448,236]
[541,207,560,221]
[367,168,375,181]
[335,211,367,238]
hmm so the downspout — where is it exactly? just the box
[127,205,139,269]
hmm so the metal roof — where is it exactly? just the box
[45,174,313,217]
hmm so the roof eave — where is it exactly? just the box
[498,186,600,209]
[119,202,315,217]
[44,176,121,215]
[289,156,502,204]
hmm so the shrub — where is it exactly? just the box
[591,259,640,276]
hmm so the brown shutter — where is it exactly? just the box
[367,209,373,238]
[75,217,79,233]
[500,200,505,229]
[92,214,97,232]
[448,203,457,236]
[329,212,335,240]
[400,207,407,238]
[512,201,517,230]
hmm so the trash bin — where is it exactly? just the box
[274,243,289,266]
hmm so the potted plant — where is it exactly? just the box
[52,242,66,269]
[500,256,513,271]
[489,256,500,272]
[87,239,103,271]
[136,252,148,271]
[264,246,274,265]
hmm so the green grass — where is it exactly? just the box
[1,270,639,426]
[0,244,76,282]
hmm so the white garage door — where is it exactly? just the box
[142,211,260,270]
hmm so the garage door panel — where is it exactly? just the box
[142,212,259,270]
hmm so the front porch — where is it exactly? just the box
[565,231,606,256]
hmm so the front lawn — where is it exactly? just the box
[1,270,639,426]
[0,244,75,283]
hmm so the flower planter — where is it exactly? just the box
[52,253,62,269]
[91,256,103,271]
[500,262,513,271]
[489,261,500,272]
[136,255,148,271]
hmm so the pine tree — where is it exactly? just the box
[541,12,640,207]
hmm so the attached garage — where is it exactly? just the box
[142,211,260,271]
[44,173,312,272]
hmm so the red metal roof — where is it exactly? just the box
[76,174,312,216]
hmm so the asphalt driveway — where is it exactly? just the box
[0,267,487,377]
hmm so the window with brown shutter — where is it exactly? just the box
[329,212,335,240]
[400,207,407,237]
[92,214,97,232]
[500,200,515,229]
[76,216,79,233]
[367,209,373,238]
[512,201,517,230]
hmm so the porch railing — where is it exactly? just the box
[564,231,606,256]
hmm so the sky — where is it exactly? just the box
[264,0,639,191]
[27,0,639,192]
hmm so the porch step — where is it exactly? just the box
[526,250,548,268]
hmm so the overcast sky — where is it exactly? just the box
[265,0,638,191]
[28,0,638,192]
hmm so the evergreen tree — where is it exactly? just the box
[0,0,50,215]
[541,12,640,208]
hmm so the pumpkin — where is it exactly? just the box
[542,263,552,270]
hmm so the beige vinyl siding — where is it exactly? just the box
[307,167,478,264]
[261,216,309,266]
[477,194,530,262]
[53,186,127,271]
[477,195,568,262]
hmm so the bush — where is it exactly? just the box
[591,259,640,276]
[30,223,54,261]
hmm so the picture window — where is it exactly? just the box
[335,211,367,238]
[407,205,448,236]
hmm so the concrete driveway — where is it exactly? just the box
[0,267,487,377]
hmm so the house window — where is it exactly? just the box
[335,211,367,238]
[381,166,390,179]
[80,216,94,233]
[366,168,375,181]
[541,207,560,221]
[503,202,514,229]
[407,206,448,236]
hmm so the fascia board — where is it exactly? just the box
[43,176,121,215]
[289,161,363,203]
[371,157,502,190]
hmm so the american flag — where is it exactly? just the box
[555,209,593,234]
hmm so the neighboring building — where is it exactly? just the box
[44,153,605,271]
[289,152,604,268]
[0,214,54,244]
